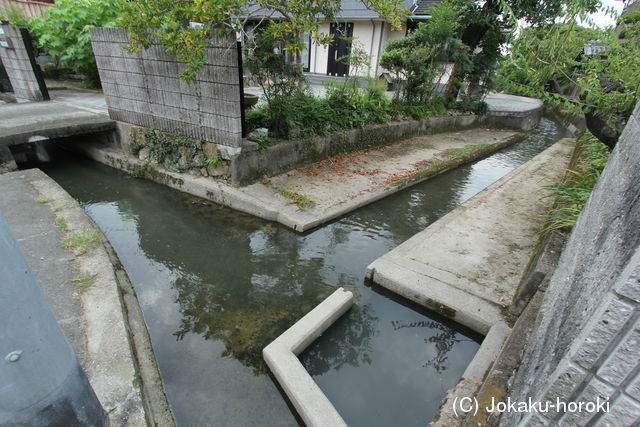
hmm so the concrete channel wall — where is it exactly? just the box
[0,169,174,426]
[500,103,640,426]
[90,28,243,148]
[0,24,48,101]
[232,112,538,186]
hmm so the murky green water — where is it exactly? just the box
[36,117,564,427]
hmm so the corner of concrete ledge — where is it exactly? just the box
[263,287,354,427]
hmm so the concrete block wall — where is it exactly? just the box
[0,25,48,101]
[89,28,243,148]
[501,103,640,426]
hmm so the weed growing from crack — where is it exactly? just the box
[277,187,314,210]
[56,216,68,232]
[59,227,102,256]
[70,273,97,293]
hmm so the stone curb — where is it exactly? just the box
[22,169,146,425]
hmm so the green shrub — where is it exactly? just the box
[30,0,120,87]
[450,96,489,115]
[245,104,270,132]
[250,133,271,150]
[544,131,610,232]
[244,29,305,138]
[380,0,466,103]
[252,83,459,140]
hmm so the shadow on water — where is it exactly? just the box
[26,117,565,426]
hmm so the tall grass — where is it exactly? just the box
[544,131,610,233]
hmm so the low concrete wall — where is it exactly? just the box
[500,103,640,426]
[231,112,536,186]
[0,25,48,101]
[263,288,354,427]
[90,28,243,148]
[482,107,542,132]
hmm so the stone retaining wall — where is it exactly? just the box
[501,103,640,426]
[90,28,243,148]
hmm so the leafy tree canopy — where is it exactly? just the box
[1,0,120,87]
[119,0,408,82]
[380,0,468,102]
[496,23,604,97]
[442,0,601,100]
[497,3,640,147]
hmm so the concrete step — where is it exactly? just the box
[304,73,347,86]
[304,73,370,88]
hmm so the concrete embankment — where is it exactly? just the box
[365,137,575,424]
[0,169,173,426]
[72,127,525,232]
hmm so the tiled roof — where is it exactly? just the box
[411,0,441,16]
[246,0,441,19]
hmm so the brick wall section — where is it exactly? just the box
[89,27,243,148]
[0,25,47,101]
[501,103,640,425]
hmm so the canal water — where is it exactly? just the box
[34,117,564,426]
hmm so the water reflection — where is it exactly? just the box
[35,117,565,426]
[301,304,378,375]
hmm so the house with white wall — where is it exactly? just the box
[247,0,440,80]
[302,0,440,78]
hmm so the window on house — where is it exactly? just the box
[301,32,311,72]
[406,20,420,34]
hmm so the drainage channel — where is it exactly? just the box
[31,117,564,426]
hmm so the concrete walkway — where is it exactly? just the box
[365,137,575,334]
[49,87,109,113]
[0,100,114,146]
[0,169,172,426]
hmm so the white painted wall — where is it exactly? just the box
[350,21,375,76]
[375,22,406,77]
[304,20,454,88]
[307,20,407,77]
[310,22,330,75]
